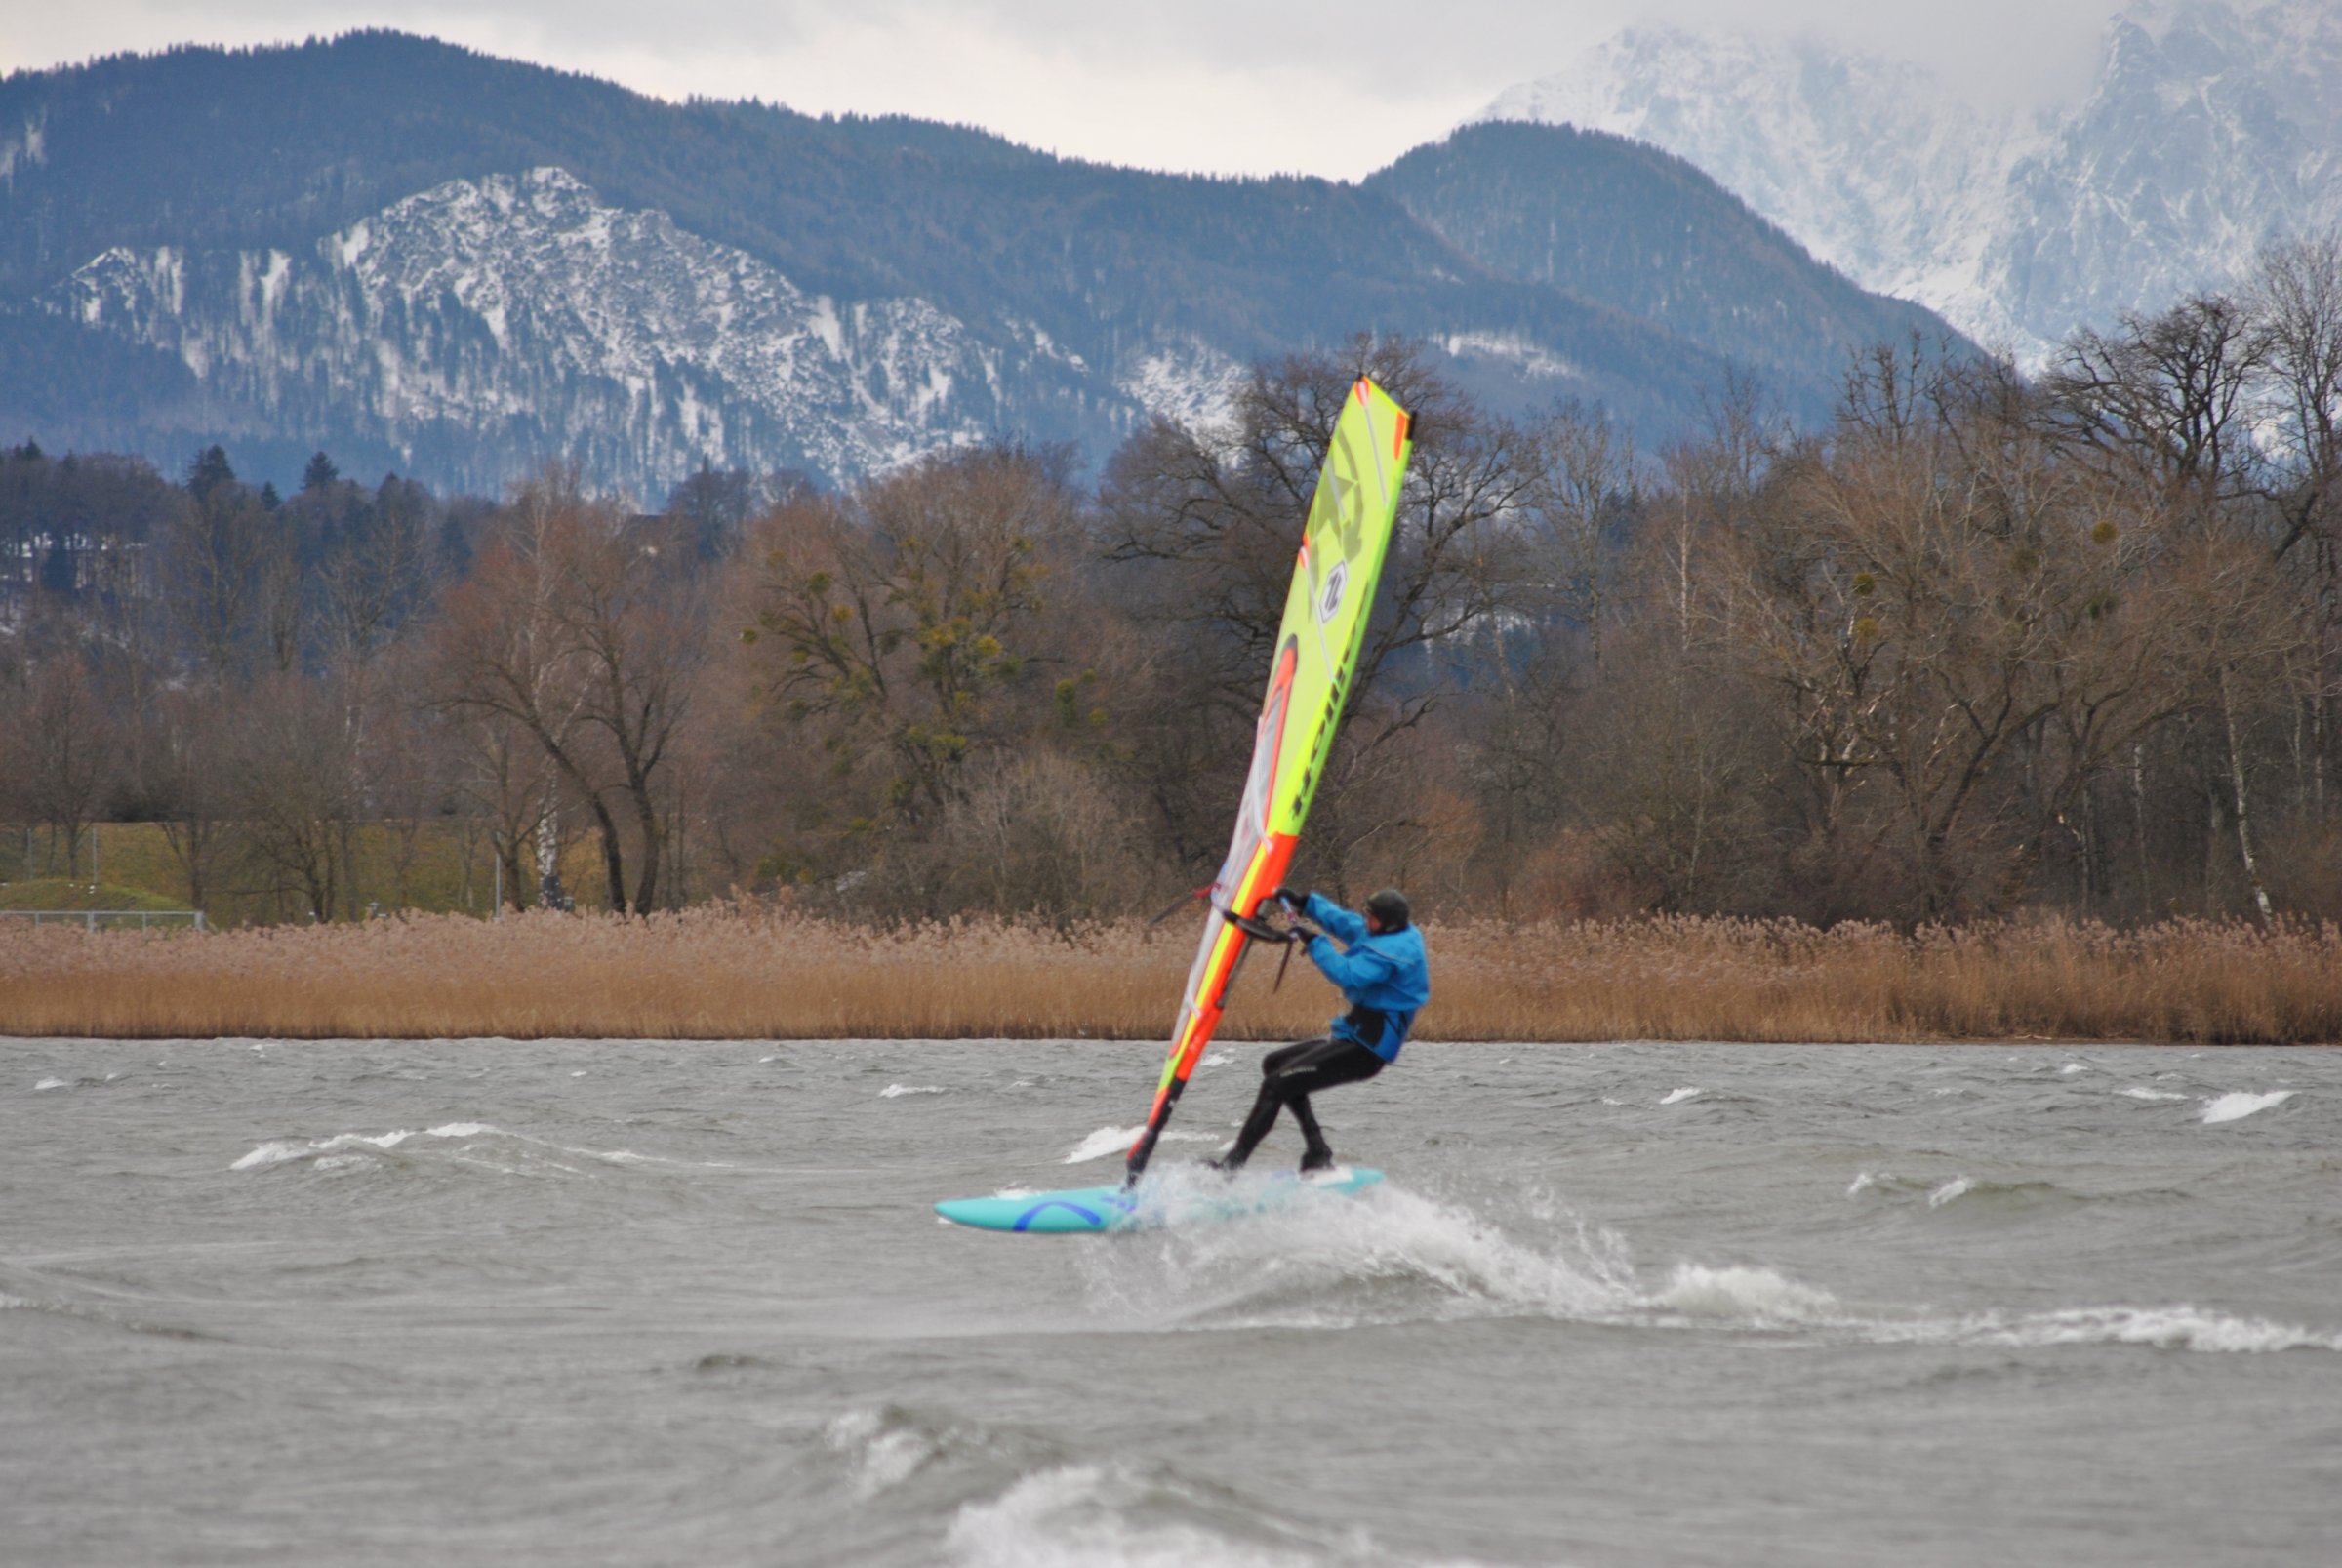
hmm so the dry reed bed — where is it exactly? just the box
[3,910,2338,1043]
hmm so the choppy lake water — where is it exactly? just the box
[3,1036,2337,1566]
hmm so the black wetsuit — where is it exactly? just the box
[1224,1035,1387,1169]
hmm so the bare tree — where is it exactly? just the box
[0,640,117,879]
[744,446,1087,896]
[2040,294,2271,516]
[226,674,358,921]
[431,468,707,915]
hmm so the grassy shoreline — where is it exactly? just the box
[4,910,2337,1044]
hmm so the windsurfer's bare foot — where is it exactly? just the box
[1299,1147,1336,1174]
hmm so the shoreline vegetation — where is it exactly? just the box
[3,910,2336,1045]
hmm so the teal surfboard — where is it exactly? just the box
[936,1166,1383,1235]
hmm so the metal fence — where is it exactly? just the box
[0,909,207,932]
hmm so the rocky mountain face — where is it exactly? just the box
[1484,0,2342,362]
[0,32,1964,500]
[50,168,1094,495]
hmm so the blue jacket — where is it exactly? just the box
[1301,892,1431,1063]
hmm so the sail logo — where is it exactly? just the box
[1317,561,1349,623]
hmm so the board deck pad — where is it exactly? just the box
[936,1166,1383,1234]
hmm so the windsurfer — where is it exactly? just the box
[1209,887,1430,1174]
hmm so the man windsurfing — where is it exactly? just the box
[1209,886,1429,1173]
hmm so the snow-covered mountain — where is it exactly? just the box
[0,31,1967,498]
[48,169,1104,495]
[1484,0,2342,361]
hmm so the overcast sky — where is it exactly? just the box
[6,1,2126,181]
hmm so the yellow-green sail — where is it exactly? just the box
[1125,376,1414,1182]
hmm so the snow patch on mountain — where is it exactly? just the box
[50,168,1089,494]
[1483,0,2342,363]
[1437,331,1580,382]
[1116,338,1245,435]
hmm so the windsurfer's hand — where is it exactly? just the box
[1274,886,1305,910]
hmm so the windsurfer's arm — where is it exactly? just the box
[1306,934,1396,996]
[1301,892,1367,945]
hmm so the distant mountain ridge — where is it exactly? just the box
[1483,0,2342,362]
[0,31,1964,497]
[1364,123,1947,393]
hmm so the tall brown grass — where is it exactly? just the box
[2,909,2336,1043]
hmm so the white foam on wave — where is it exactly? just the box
[1063,1125,1215,1164]
[1927,1176,1975,1209]
[232,1122,506,1171]
[1081,1179,1628,1329]
[33,1077,67,1092]
[946,1464,1318,1568]
[2120,1087,2188,1102]
[1846,1171,1876,1197]
[1660,1086,1701,1105]
[2201,1090,2293,1124]
[825,1408,940,1501]
[1941,1306,2342,1354]
[1648,1264,1842,1324]
[2060,1062,2088,1075]
[881,1084,946,1098]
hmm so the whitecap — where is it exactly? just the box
[1063,1125,1213,1164]
[33,1077,67,1092]
[1660,1086,1701,1105]
[1926,1175,1974,1209]
[1845,1171,1877,1197]
[2059,1062,2087,1075]
[1650,1264,1842,1324]
[2120,1087,2188,1102]
[1954,1305,2342,1354]
[1201,1051,1232,1067]
[826,1409,940,1501]
[1064,1126,1146,1164]
[230,1122,504,1171]
[880,1084,946,1098]
[946,1464,1313,1568]
[2201,1090,2293,1124]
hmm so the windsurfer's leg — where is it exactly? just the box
[1278,1042,1384,1169]
[1288,1093,1333,1167]
[1216,1038,1332,1169]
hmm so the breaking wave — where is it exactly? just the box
[2201,1090,2293,1124]
[1078,1178,2342,1355]
[946,1463,1343,1568]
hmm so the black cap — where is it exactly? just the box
[1366,888,1410,931]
